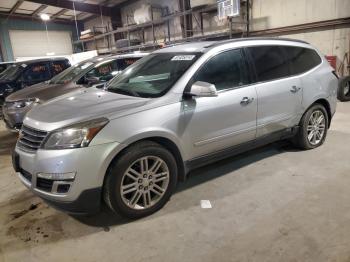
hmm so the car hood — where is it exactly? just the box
[24,88,152,131]
[5,82,76,102]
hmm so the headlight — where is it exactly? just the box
[43,118,109,150]
[9,98,39,109]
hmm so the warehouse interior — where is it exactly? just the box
[0,0,350,261]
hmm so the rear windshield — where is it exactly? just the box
[107,53,201,98]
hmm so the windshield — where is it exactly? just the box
[107,53,201,98]
[0,64,24,81]
[49,61,94,85]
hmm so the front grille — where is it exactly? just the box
[36,177,54,192]
[17,125,48,153]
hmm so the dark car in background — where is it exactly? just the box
[0,62,15,75]
[0,58,70,105]
[2,53,148,130]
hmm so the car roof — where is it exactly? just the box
[75,52,149,65]
[0,61,15,65]
[13,57,69,65]
[155,37,310,53]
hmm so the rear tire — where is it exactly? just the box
[103,141,178,219]
[294,104,329,150]
[337,76,350,102]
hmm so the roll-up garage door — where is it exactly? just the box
[9,30,73,59]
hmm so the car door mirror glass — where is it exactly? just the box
[186,81,218,98]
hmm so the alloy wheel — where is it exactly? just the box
[307,110,326,146]
[120,156,170,210]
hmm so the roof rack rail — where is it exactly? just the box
[162,39,206,49]
[206,37,310,48]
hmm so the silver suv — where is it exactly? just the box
[13,38,338,218]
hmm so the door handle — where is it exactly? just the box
[240,97,254,105]
[290,86,301,93]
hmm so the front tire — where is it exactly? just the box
[294,104,329,150]
[103,141,178,219]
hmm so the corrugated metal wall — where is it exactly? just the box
[0,17,78,61]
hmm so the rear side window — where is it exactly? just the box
[51,60,70,76]
[22,63,50,82]
[248,46,290,82]
[192,49,250,91]
[283,46,321,75]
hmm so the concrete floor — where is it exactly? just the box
[0,102,350,262]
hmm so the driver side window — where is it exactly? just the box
[86,62,115,81]
[192,49,250,91]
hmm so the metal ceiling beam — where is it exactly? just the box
[0,11,73,24]
[32,4,48,17]
[117,0,139,8]
[81,14,99,23]
[9,0,24,15]
[25,0,111,16]
[100,0,114,5]
[51,8,69,20]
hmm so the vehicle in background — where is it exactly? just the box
[0,62,15,75]
[12,38,337,218]
[2,53,148,131]
[0,58,70,105]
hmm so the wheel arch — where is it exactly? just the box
[313,98,332,128]
[104,135,187,184]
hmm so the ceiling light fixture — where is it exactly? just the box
[40,13,50,21]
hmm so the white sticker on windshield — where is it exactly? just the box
[171,55,195,61]
[21,64,27,68]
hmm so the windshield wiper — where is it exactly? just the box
[107,88,140,97]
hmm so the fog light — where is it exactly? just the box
[57,184,71,193]
[37,172,76,180]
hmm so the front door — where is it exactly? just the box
[182,48,258,160]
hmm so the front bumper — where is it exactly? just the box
[13,141,122,214]
[43,187,102,215]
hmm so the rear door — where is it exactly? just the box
[247,45,302,137]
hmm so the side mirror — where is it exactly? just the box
[86,77,100,87]
[17,79,26,89]
[185,81,218,98]
[4,87,14,95]
[92,82,107,89]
